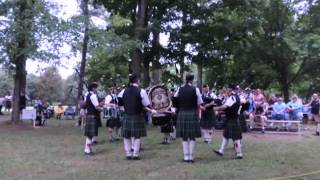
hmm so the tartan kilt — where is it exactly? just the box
[161,117,174,133]
[122,114,146,138]
[96,115,102,128]
[223,118,242,140]
[200,109,216,129]
[176,110,201,139]
[106,117,121,128]
[84,115,98,137]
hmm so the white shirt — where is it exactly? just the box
[174,84,203,105]
[224,94,237,107]
[0,97,4,105]
[118,84,150,107]
[85,91,99,107]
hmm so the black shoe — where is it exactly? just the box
[214,150,223,156]
[261,129,265,134]
[236,156,243,159]
[92,141,98,145]
[183,159,189,163]
[84,152,94,156]
[161,141,169,145]
[132,156,140,160]
[314,132,320,136]
[126,156,132,160]
[188,159,195,163]
[204,140,208,144]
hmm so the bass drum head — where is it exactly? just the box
[148,85,172,113]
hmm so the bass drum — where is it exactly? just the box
[148,85,172,126]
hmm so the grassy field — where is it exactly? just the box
[1,117,320,180]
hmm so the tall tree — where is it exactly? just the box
[76,0,90,110]
[0,0,68,122]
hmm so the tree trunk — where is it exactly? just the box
[130,0,147,77]
[197,62,203,88]
[142,57,150,87]
[76,0,89,112]
[11,1,31,123]
[179,63,184,84]
[150,31,161,85]
[11,59,26,123]
[279,64,290,102]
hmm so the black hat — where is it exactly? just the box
[227,83,237,90]
[186,74,194,82]
[88,82,98,91]
[129,74,139,84]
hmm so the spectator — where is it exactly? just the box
[0,96,4,115]
[4,95,11,112]
[77,95,86,127]
[56,103,64,120]
[305,94,320,135]
[286,95,303,121]
[272,97,287,120]
[34,97,42,107]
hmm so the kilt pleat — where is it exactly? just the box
[84,115,98,137]
[176,110,201,139]
[223,118,242,140]
[200,109,216,129]
[122,114,146,138]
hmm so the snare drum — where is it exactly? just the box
[152,113,169,126]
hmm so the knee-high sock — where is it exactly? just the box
[201,129,206,140]
[123,138,132,156]
[182,141,189,160]
[317,123,320,132]
[170,127,176,139]
[84,137,92,153]
[219,138,228,153]
[234,140,242,156]
[189,140,196,160]
[133,138,141,157]
[203,129,208,141]
[164,133,170,142]
[208,129,213,142]
[92,136,97,142]
[131,137,135,150]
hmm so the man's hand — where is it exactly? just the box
[151,109,157,114]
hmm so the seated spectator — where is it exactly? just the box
[55,103,64,120]
[286,95,303,121]
[272,97,287,120]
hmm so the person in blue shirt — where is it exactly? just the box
[272,97,287,120]
[286,95,303,121]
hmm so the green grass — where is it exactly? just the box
[1,117,320,180]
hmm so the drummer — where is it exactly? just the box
[105,84,121,142]
[200,84,216,144]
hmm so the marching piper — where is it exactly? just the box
[83,82,104,155]
[214,84,243,159]
[174,74,203,163]
[118,74,157,160]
